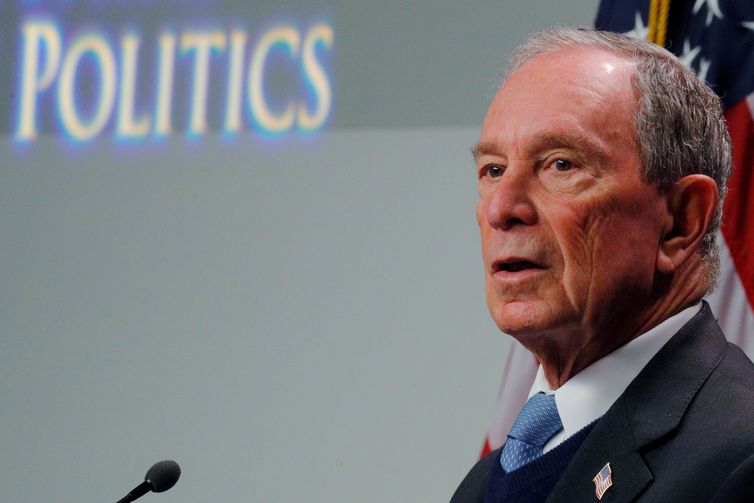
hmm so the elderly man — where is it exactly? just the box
[452,27,754,503]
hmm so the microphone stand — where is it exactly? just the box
[116,481,151,503]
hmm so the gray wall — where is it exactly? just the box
[1,2,598,502]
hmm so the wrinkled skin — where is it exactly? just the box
[474,47,711,387]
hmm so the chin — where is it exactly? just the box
[489,298,561,338]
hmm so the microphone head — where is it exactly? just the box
[144,460,181,493]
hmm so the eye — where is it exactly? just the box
[553,159,573,172]
[482,164,504,178]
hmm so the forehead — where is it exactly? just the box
[479,46,638,157]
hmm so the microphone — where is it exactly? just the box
[116,460,181,503]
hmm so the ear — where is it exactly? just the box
[656,175,718,274]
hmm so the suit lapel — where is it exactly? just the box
[547,303,728,503]
[545,399,653,502]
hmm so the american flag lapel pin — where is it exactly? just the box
[593,462,613,500]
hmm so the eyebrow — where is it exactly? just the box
[470,132,608,163]
[470,141,497,162]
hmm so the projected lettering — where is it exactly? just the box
[15,18,334,142]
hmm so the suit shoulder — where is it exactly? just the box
[688,341,754,445]
[450,448,500,503]
[716,342,754,393]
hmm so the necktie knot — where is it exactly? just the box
[501,392,563,472]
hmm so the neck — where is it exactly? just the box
[524,263,708,389]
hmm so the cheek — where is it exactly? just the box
[605,217,662,268]
[602,191,666,264]
[559,200,663,299]
[549,212,596,284]
[548,203,642,306]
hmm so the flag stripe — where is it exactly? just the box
[704,235,754,354]
[722,98,754,309]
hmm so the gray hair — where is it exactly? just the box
[503,26,732,288]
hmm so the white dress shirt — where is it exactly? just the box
[528,303,701,453]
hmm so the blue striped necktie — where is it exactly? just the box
[500,392,563,472]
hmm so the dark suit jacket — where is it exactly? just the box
[452,303,754,502]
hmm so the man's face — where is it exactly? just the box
[475,47,669,345]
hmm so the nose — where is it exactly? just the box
[479,166,537,231]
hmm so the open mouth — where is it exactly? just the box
[494,260,543,273]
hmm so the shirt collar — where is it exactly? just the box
[528,303,701,446]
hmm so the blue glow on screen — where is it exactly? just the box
[13,5,334,145]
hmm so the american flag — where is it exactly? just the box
[482,0,754,457]
[593,462,613,500]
